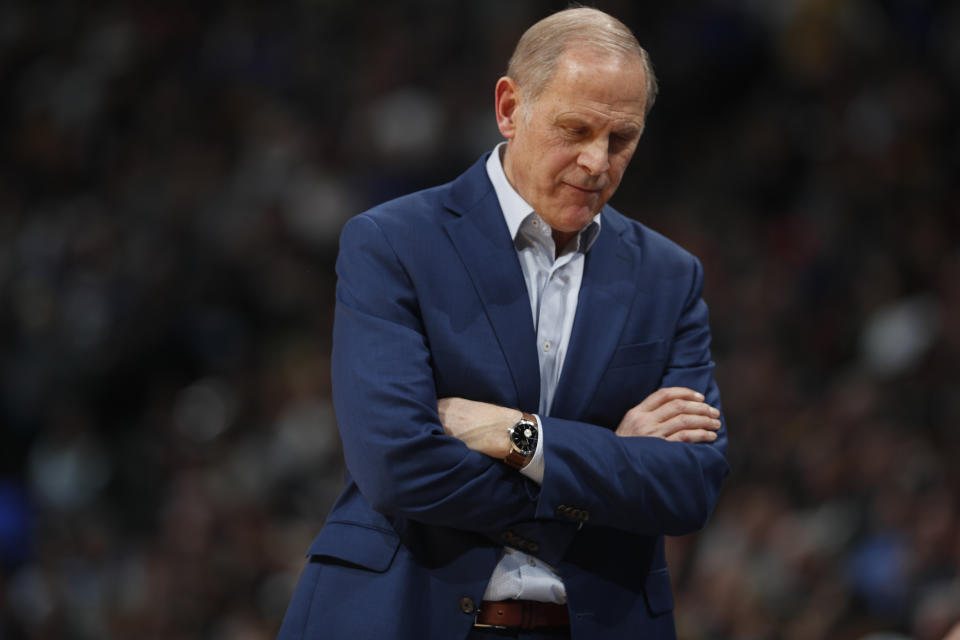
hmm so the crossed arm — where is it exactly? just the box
[438,386,722,463]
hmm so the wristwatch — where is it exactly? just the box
[504,412,538,469]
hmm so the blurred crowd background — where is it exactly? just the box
[1,0,958,638]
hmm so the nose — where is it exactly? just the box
[577,136,610,176]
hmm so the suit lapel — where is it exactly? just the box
[551,211,637,420]
[441,158,541,413]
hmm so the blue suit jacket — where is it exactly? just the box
[278,155,729,639]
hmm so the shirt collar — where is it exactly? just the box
[485,142,601,252]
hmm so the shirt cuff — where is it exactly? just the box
[518,414,545,485]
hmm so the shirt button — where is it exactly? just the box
[459,597,475,614]
[543,341,551,352]
[528,558,537,567]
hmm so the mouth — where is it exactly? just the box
[564,183,603,194]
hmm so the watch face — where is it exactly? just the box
[511,420,537,455]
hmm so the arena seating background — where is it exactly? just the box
[0,1,958,638]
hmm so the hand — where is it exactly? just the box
[616,387,721,443]
[437,397,521,459]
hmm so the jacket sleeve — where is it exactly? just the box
[332,213,546,535]
[535,256,730,536]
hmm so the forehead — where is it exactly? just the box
[533,48,648,124]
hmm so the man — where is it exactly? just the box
[279,7,728,639]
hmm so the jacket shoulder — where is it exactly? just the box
[360,182,453,229]
[352,154,493,234]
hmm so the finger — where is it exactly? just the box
[636,387,705,412]
[653,399,720,422]
[659,413,722,437]
[616,411,721,439]
[666,428,719,444]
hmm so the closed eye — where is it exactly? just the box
[610,131,640,150]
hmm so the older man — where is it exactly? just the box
[278,8,728,640]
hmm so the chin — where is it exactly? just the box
[542,200,601,231]
[568,204,601,224]
[555,215,596,234]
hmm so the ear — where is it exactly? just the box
[494,76,522,140]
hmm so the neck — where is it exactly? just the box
[552,229,576,259]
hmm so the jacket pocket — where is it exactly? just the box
[643,567,675,616]
[307,521,401,573]
[607,339,667,370]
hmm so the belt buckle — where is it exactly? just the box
[473,605,510,631]
[473,620,510,630]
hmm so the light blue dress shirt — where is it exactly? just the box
[481,143,601,604]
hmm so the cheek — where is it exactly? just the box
[548,153,583,183]
[607,158,631,184]
[539,158,572,189]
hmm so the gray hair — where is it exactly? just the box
[506,7,658,115]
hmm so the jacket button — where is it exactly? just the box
[459,597,475,614]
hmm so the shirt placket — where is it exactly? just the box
[535,255,574,415]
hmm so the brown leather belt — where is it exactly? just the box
[474,600,570,630]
